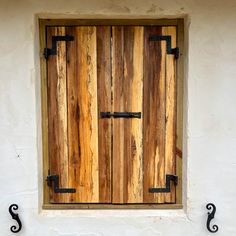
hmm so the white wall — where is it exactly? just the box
[0,0,236,235]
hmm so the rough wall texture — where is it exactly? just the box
[0,0,236,235]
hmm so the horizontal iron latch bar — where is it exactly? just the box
[100,112,141,119]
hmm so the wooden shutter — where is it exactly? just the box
[46,26,111,203]
[46,25,177,204]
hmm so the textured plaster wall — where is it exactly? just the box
[0,0,236,235]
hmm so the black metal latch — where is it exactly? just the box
[46,175,76,193]
[44,35,74,59]
[149,35,179,59]
[149,175,178,193]
[100,112,141,119]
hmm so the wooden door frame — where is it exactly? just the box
[39,18,184,209]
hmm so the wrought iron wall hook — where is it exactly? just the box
[9,204,22,233]
[206,203,219,233]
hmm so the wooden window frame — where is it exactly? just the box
[39,18,184,209]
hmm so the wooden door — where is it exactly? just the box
[45,25,178,204]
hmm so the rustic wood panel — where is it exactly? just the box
[112,26,125,203]
[41,19,183,208]
[67,26,99,203]
[112,26,144,203]
[46,24,178,205]
[163,26,177,203]
[97,26,112,203]
[47,26,69,203]
[143,26,166,203]
[124,27,144,203]
[66,26,79,203]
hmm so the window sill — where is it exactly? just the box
[42,203,183,210]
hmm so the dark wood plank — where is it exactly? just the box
[143,26,166,203]
[97,26,112,203]
[112,26,125,203]
[66,26,79,203]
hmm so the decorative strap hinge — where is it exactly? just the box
[44,35,74,59]
[149,35,179,59]
[149,175,178,193]
[46,174,76,193]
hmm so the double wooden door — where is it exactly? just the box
[46,25,177,204]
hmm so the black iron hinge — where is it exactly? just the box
[44,35,74,59]
[46,175,76,193]
[149,175,178,193]
[149,35,179,59]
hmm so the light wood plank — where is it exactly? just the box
[74,27,99,202]
[47,26,69,203]
[124,27,144,203]
[163,26,177,203]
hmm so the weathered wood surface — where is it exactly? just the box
[46,25,177,204]
[48,26,100,203]
[67,26,99,203]
[112,26,144,203]
[163,26,177,203]
[47,26,69,203]
[97,26,112,203]
[143,26,166,203]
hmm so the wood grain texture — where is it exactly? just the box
[41,20,183,208]
[143,26,166,203]
[69,26,99,203]
[66,26,79,203]
[47,26,69,203]
[46,24,178,205]
[97,26,112,203]
[112,26,144,203]
[163,26,177,203]
[112,26,125,203]
[124,27,144,203]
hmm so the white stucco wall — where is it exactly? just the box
[0,0,236,235]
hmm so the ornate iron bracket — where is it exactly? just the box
[100,112,141,119]
[46,175,76,193]
[206,203,219,233]
[149,35,179,59]
[44,35,74,59]
[149,175,178,193]
[9,204,22,233]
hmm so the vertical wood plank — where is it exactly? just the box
[47,26,69,203]
[112,26,144,203]
[97,26,112,203]
[176,20,184,205]
[77,26,98,203]
[163,26,177,203]
[124,27,144,203]
[67,26,99,203]
[112,26,125,203]
[143,26,166,203]
[66,26,78,203]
